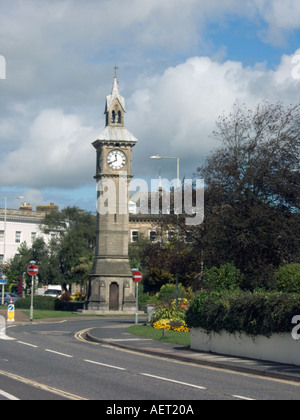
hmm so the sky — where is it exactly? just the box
[0,0,300,213]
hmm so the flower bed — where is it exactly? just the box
[153,318,190,333]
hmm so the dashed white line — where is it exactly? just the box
[232,395,255,400]
[45,349,73,358]
[17,341,38,348]
[84,359,126,371]
[0,389,20,400]
[141,373,207,390]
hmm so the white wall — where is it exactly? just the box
[191,328,300,366]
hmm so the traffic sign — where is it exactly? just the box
[7,304,15,322]
[132,271,142,283]
[27,265,39,276]
[0,279,7,285]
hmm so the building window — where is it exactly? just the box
[149,230,157,242]
[31,232,37,243]
[131,230,139,242]
[111,110,116,123]
[0,255,3,264]
[0,230,4,243]
[185,231,193,243]
[15,231,21,244]
[167,230,175,241]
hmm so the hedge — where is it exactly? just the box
[185,291,300,337]
[15,296,57,310]
[15,296,84,312]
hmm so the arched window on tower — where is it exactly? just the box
[111,110,116,123]
[117,111,122,124]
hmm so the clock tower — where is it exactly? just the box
[87,75,137,312]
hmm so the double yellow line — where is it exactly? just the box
[74,328,99,345]
[0,369,87,400]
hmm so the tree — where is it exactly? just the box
[196,101,300,289]
[42,207,96,285]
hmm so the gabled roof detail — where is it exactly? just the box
[105,76,126,113]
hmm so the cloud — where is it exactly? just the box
[1,0,300,210]
[127,51,300,178]
[252,0,300,45]
[0,109,97,189]
[1,50,300,190]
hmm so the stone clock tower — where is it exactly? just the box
[87,75,137,312]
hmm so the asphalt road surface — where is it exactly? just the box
[0,317,300,402]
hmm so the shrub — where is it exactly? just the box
[15,296,57,310]
[151,303,186,324]
[185,290,300,337]
[55,300,84,311]
[202,263,244,292]
[275,264,300,293]
[157,283,187,305]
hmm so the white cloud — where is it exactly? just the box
[0,0,300,209]
[128,51,300,177]
[1,50,300,190]
[0,109,97,189]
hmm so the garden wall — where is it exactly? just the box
[190,328,300,366]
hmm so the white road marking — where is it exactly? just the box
[0,389,20,400]
[232,395,255,400]
[141,373,206,390]
[45,349,73,358]
[17,341,38,348]
[84,359,126,371]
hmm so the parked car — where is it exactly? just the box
[43,289,62,298]
[0,292,21,306]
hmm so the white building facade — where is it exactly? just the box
[0,208,53,264]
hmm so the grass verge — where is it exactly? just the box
[127,324,190,347]
[20,310,93,320]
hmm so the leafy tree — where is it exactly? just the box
[42,207,96,285]
[195,101,300,289]
[275,263,300,293]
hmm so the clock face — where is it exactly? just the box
[107,149,126,170]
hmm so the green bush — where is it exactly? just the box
[202,263,244,292]
[54,300,84,311]
[185,290,300,337]
[275,264,300,293]
[151,303,187,325]
[157,283,187,305]
[15,296,57,310]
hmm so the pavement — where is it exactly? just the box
[85,317,300,384]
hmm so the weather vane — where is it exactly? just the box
[114,65,119,77]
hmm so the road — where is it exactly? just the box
[0,317,300,402]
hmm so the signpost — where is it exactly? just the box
[27,263,38,322]
[0,273,7,306]
[132,271,142,324]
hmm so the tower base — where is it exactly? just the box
[86,257,136,312]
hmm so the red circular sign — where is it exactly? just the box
[132,271,142,283]
[27,265,39,276]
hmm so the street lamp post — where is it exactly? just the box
[150,155,180,305]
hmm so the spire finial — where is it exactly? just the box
[114,65,119,78]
